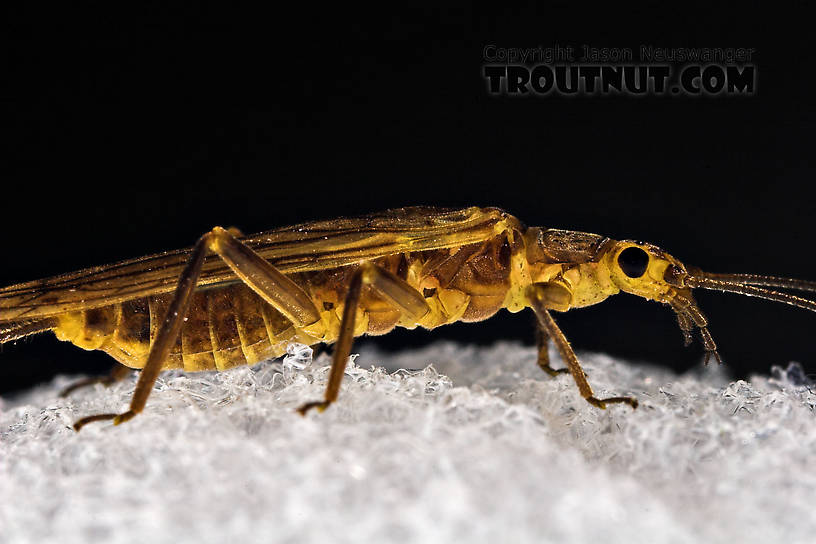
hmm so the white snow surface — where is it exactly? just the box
[2,341,815,544]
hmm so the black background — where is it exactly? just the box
[3,4,815,394]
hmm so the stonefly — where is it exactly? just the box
[1,207,813,430]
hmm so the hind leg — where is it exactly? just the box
[59,363,132,397]
[72,226,323,431]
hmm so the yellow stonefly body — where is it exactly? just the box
[1,206,814,430]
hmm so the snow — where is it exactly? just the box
[2,341,815,544]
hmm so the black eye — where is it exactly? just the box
[617,247,649,278]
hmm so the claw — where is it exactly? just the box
[72,409,137,431]
[72,413,117,432]
[587,395,638,410]
[541,366,570,378]
[296,400,331,416]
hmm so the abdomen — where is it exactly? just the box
[52,231,518,371]
[52,284,319,371]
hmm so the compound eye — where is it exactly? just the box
[617,247,649,278]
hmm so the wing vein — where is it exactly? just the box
[0,207,509,322]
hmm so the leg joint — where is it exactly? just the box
[526,281,572,312]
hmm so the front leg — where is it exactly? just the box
[527,282,638,410]
[535,322,569,378]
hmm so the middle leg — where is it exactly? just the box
[535,321,569,378]
[297,263,430,415]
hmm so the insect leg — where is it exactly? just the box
[72,234,211,430]
[205,227,322,327]
[527,283,637,410]
[535,320,569,377]
[297,263,429,415]
[73,227,323,431]
[59,363,132,397]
